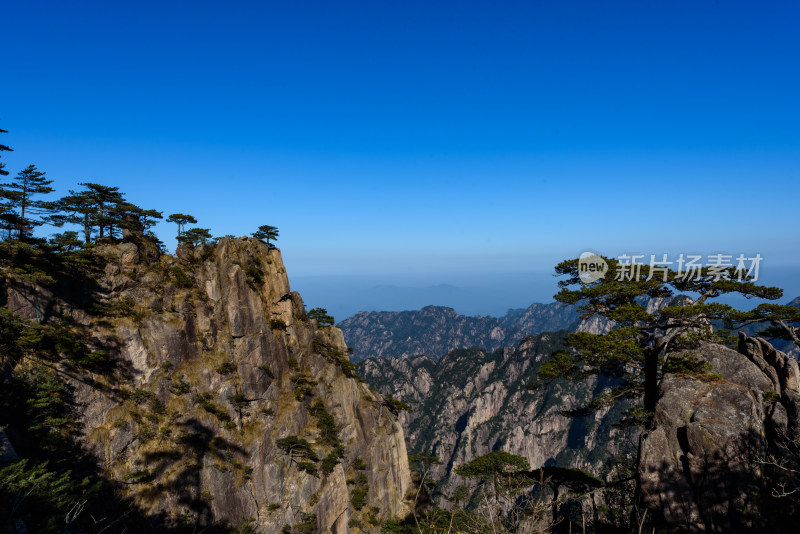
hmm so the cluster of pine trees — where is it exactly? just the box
[0,121,279,254]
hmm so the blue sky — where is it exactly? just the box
[2,1,799,317]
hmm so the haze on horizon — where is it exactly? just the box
[2,0,798,318]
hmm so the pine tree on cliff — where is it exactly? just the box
[536,257,787,424]
[166,213,197,241]
[58,183,124,243]
[55,190,94,244]
[252,224,278,248]
[178,227,211,247]
[0,165,56,239]
[108,202,163,236]
[0,120,12,176]
[0,121,14,238]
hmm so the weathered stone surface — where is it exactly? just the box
[3,237,411,532]
[639,337,800,533]
[361,333,638,499]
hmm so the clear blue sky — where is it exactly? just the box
[2,1,799,317]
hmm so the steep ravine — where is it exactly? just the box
[360,333,639,498]
[2,237,411,533]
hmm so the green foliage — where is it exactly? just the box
[454,450,529,480]
[291,373,317,400]
[382,396,411,415]
[119,387,155,405]
[244,263,263,287]
[169,377,191,395]
[351,487,368,510]
[228,392,250,409]
[269,318,287,330]
[171,265,193,288]
[352,457,367,470]
[307,399,341,448]
[0,120,11,177]
[216,360,237,375]
[196,393,231,422]
[307,307,334,326]
[312,337,360,378]
[0,164,56,239]
[166,212,197,240]
[287,513,316,534]
[7,365,72,452]
[122,469,151,482]
[276,435,318,462]
[542,254,788,421]
[321,451,340,475]
[296,460,319,477]
[763,390,780,404]
[0,459,97,532]
[252,224,279,248]
[88,296,146,322]
[408,452,441,471]
[537,349,579,381]
[0,307,110,371]
[663,352,722,382]
[287,357,300,371]
[58,182,129,243]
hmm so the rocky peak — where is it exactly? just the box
[3,237,411,533]
[639,334,800,532]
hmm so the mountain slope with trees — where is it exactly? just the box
[0,122,411,533]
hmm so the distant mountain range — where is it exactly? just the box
[338,302,582,361]
[340,296,800,362]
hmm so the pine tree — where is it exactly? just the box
[0,119,12,177]
[537,257,785,421]
[179,227,211,247]
[166,213,197,240]
[252,224,279,248]
[77,183,123,240]
[56,191,94,244]
[0,165,56,239]
[58,183,124,243]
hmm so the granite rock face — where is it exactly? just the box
[338,296,688,362]
[3,237,411,533]
[360,333,638,498]
[339,304,582,362]
[639,335,800,533]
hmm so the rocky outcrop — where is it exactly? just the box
[639,335,800,533]
[339,296,692,362]
[339,304,581,362]
[3,237,411,533]
[360,333,638,498]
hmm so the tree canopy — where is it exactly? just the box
[307,307,334,326]
[0,165,56,239]
[538,256,792,422]
[0,120,11,176]
[166,213,197,240]
[253,224,278,248]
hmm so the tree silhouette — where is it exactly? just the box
[179,227,212,247]
[166,213,197,241]
[0,119,12,177]
[538,257,784,419]
[252,224,278,248]
[0,165,56,239]
[307,307,334,326]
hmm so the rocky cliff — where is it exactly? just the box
[639,334,800,533]
[1,237,411,533]
[339,303,582,362]
[338,297,686,362]
[359,333,638,498]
